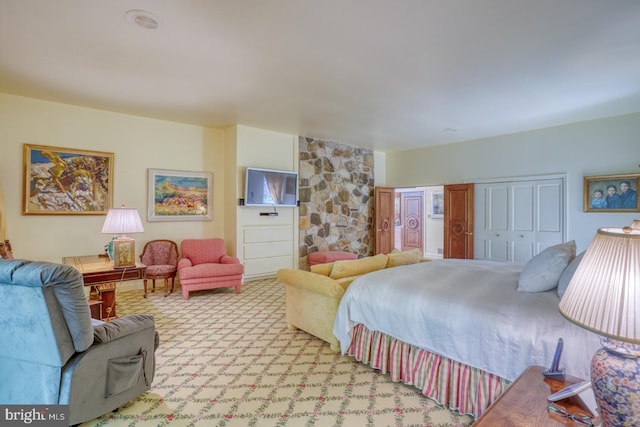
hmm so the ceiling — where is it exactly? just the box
[1,1,639,152]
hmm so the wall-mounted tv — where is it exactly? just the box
[244,167,298,207]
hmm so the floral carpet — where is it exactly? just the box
[80,278,473,427]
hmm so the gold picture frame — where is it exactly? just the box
[583,173,640,212]
[113,239,135,268]
[147,168,213,222]
[23,144,114,215]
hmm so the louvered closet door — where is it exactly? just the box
[474,177,565,263]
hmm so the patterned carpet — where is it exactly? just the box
[80,278,473,427]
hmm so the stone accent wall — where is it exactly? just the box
[298,137,375,269]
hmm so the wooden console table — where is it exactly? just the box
[63,255,146,321]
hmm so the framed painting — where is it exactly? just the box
[583,173,640,212]
[23,144,113,215]
[148,168,213,221]
[431,191,444,218]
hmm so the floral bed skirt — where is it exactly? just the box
[347,323,510,418]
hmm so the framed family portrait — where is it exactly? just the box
[583,173,640,212]
[23,144,114,215]
[148,168,213,221]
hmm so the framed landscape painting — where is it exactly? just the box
[148,168,213,221]
[583,173,640,212]
[23,144,113,215]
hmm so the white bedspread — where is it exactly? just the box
[334,259,601,381]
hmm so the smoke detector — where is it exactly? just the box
[125,10,159,30]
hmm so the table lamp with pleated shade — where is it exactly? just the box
[559,220,640,427]
[101,206,144,268]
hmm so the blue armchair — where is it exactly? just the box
[0,259,159,425]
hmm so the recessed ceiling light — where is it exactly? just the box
[125,10,159,30]
[443,126,462,132]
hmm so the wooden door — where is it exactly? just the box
[374,187,395,254]
[400,191,423,252]
[444,183,474,259]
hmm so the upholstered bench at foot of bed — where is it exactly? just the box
[308,251,358,266]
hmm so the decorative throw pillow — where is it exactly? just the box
[386,248,422,268]
[517,241,576,292]
[329,254,388,280]
[557,251,585,299]
[310,262,335,276]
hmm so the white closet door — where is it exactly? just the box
[535,179,564,251]
[511,182,535,263]
[474,177,565,263]
[475,184,510,261]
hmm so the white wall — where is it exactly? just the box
[423,185,444,258]
[0,93,226,265]
[3,92,638,270]
[229,125,299,279]
[373,151,386,186]
[385,113,640,251]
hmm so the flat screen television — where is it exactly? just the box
[244,167,298,207]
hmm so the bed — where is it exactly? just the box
[333,258,602,418]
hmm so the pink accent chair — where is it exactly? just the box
[177,238,243,300]
[139,239,179,297]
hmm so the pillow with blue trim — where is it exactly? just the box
[557,250,585,298]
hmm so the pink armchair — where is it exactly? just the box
[139,239,179,297]
[177,238,243,300]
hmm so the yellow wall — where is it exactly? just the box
[0,92,384,280]
[0,93,229,263]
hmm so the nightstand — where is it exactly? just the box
[474,365,599,426]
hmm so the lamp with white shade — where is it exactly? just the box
[559,220,640,427]
[101,206,144,268]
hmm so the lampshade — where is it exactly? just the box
[101,207,144,235]
[559,223,640,343]
[101,206,144,268]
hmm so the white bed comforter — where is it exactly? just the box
[334,259,601,381]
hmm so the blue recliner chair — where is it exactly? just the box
[0,259,159,425]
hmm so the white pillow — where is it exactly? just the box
[557,251,585,298]
[517,241,576,292]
